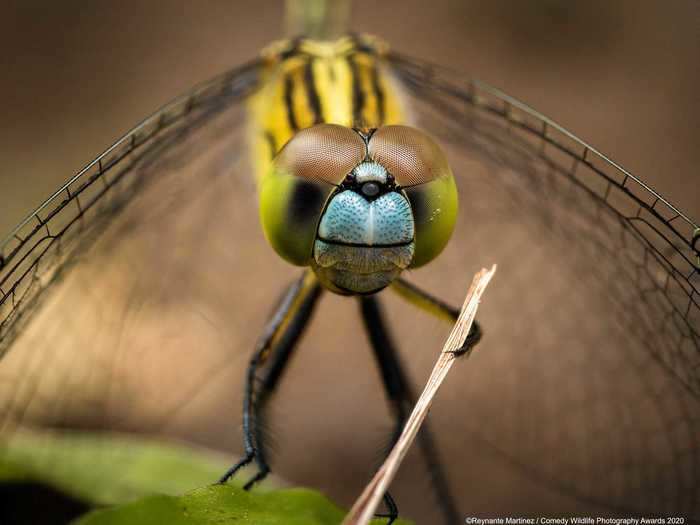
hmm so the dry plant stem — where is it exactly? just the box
[342,265,497,525]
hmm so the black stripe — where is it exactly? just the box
[347,55,365,127]
[303,60,323,124]
[350,33,374,54]
[370,61,386,125]
[263,131,277,158]
[335,282,389,296]
[316,237,414,249]
[279,37,302,60]
[283,72,299,132]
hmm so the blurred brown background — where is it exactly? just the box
[0,0,698,235]
[0,1,699,522]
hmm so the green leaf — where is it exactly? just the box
[0,431,408,525]
[73,484,412,525]
[1,431,412,525]
[0,430,257,505]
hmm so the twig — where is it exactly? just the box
[342,264,497,525]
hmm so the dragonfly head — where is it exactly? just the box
[259,124,458,295]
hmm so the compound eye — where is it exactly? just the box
[261,124,368,266]
[367,125,451,187]
[273,124,367,185]
[368,125,458,268]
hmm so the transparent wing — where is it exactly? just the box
[0,59,261,354]
[0,59,268,436]
[382,53,700,518]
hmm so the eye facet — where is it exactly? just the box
[366,125,458,268]
[367,125,452,187]
[272,123,367,185]
[259,171,333,266]
[404,175,459,268]
[260,124,367,266]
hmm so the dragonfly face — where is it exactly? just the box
[259,123,459,294]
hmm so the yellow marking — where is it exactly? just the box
[312,56,352,125]
[390,279,456,324]
[248,36,408,186]
[266,270,319,357]
[378,63,407,126]
[288,61,311,130]
[355,53,381,127]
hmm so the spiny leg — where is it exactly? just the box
[358,295,461,525]
[391,277,482,354]
[219,270,322,488]
[250,276,324,487]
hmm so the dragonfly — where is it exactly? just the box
[213,33,488,523]
[0,1,698,523]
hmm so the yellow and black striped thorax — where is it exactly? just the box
[249,34,407,180]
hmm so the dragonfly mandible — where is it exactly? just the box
[0,1,698,523]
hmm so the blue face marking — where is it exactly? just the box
[317,190,414,246]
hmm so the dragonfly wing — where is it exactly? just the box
[383,53,700,518]
[0,59,294,444]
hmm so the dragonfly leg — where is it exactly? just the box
[373,491,399,525]
[219,270,322,487]
[390,277,482,355]
[358,295,461,525]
